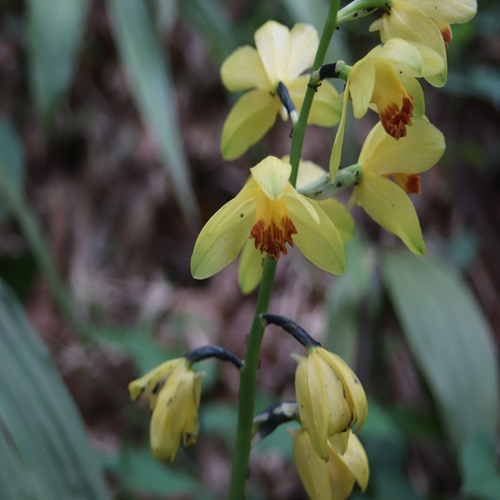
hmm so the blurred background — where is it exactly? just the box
[0,0,499,498]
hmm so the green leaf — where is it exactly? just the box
[26,0,87,126]
[179,0,235,61]
[107,0,199,222]
[0,279,109,500]
[0,117,24,222]
[382,250,500,449]
[115,446,202,497]
[325,237,378,363]
[460,431,500,500]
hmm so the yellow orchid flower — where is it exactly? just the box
[350,117,445,255]
[191,156,346,280]
[293,428,369,499]
[370,0,477,87]
[220,20,341,160]
[238,158,354,294]
[129,358,202,461]
[293,346,368,461]
[330,38,444,176]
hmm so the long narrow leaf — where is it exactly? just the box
[382,250,499,449]
[0,117,24,221]
[107,0,198,221]
[0,118,91,341]
[0,280,109,499]
[26,0,87,126]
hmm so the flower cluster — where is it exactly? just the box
[131,1,477,498]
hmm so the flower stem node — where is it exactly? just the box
[294,346,368,461]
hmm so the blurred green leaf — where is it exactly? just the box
[0,279,109,500]
[382,251,500,449]
[0,117,24,222]
[0,120,90,341]
[26,0,87,126]
[179,0,236,60]
[97,323,176,374]
[446,67,500,111]
[118,446,203,497]
[460,431,500,500]
[107,0,199,222]
[325,237,377,363]
[201,401,237,441]
[362,437,423,500]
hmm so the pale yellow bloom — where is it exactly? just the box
[370,0,478,87]
[191,156,346,280]
[129,358,202,461]
[221,20,341,160]
[294,347,367,461]
[330,38,443,176]
[238,158,354,294]
[350,117,445,254]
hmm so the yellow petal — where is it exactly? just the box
[288,76,341,127]
[287,23,318,81]
[293,429,331,498]
[340,433,370,492]
[238,239,264,295]
[326,447,357,499]
[128,358,182,404]
[285,193,346,275]
[329,85,350,177]
[316,199,354,244]
[150,362,200,461]
[365,38,425,77]
[191,181,258,279]
[254,20,290,84]
[250,156,291,200]
[354,172,425,254]
[221,46,270,91]
[380,3,447,86]
[295,355,329,461]
[349,60,376,119]
[318,350,368,431]
[359,118,445,176]
[405,0,477,24]
[294,158,327,187]
[221,89,279,160]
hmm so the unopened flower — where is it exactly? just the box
[294,346,367,461]
[349,117,445,254]
[370,0,477,87]
[238,159,354,294]
[129,358,202,461]
[293,428,369,499]
[221,20,341,160]
[330,38,443,175]
[191,156,346,280]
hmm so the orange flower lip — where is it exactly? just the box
[441,27,452,50]
[379,95,414,140]
[250,216,297,260]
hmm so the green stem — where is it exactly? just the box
[229,1,341,497]
[289,0,341,187]
[229,256,276,498]
[0,178,92,343]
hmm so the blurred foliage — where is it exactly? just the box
[0,0,499,499]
